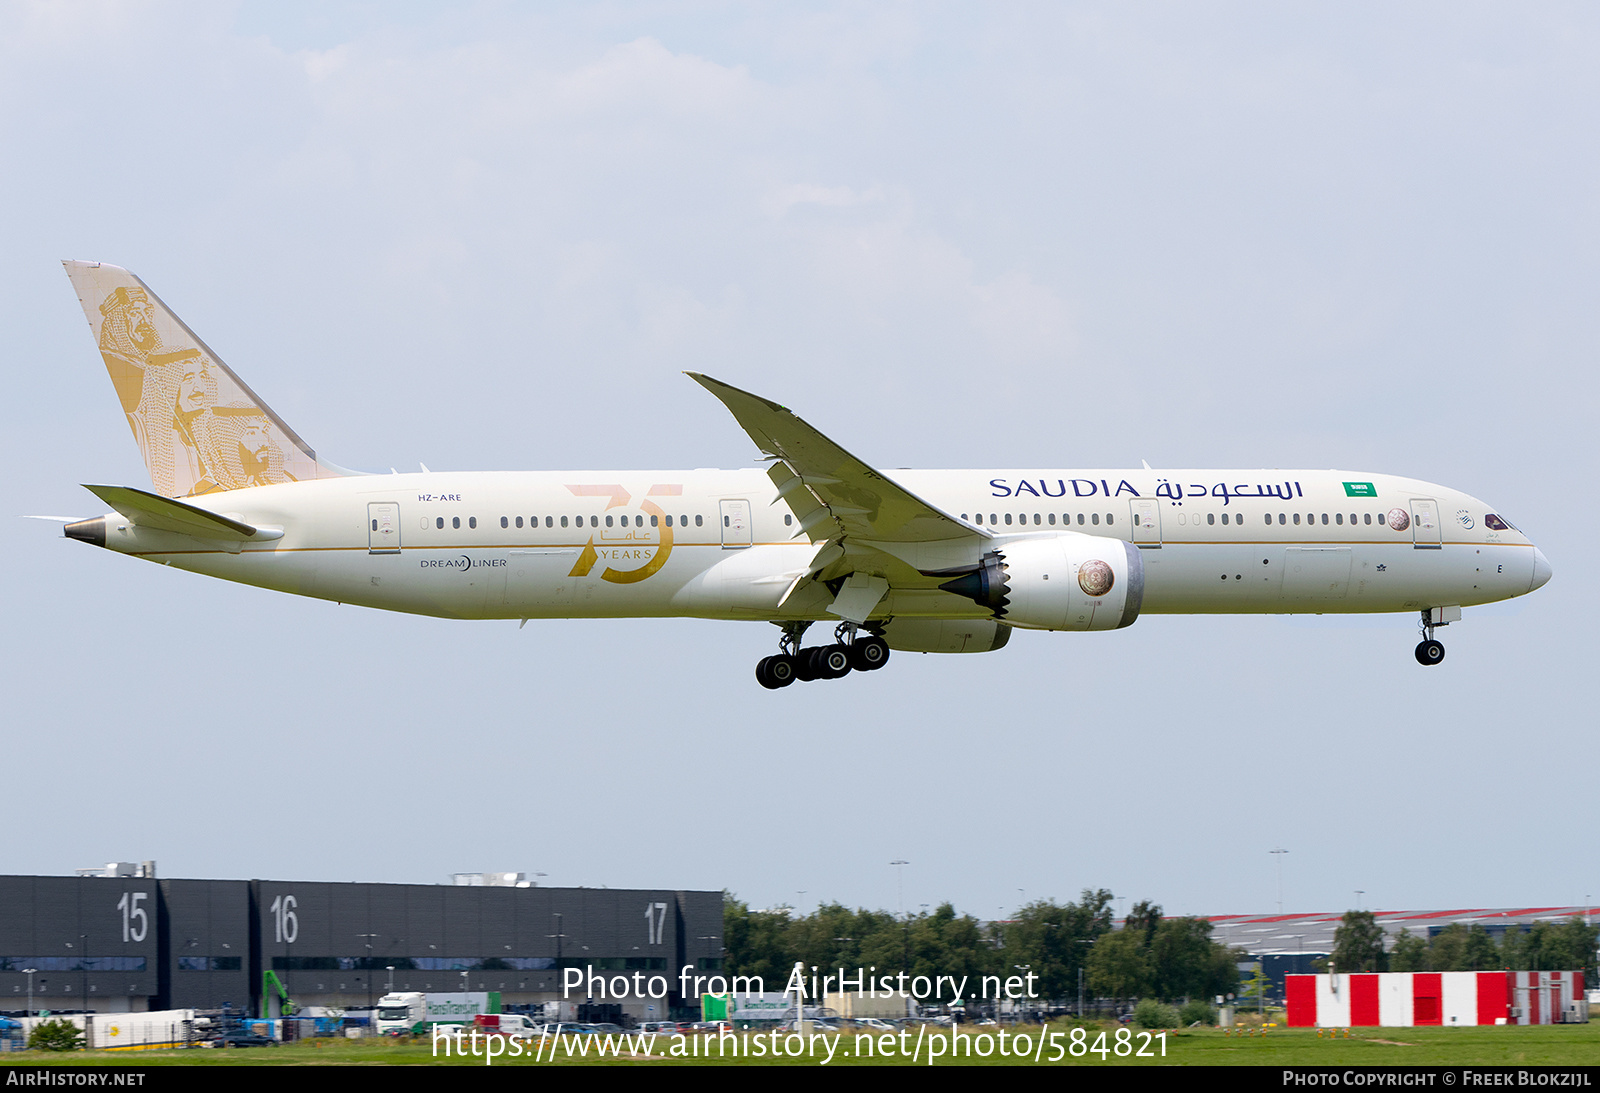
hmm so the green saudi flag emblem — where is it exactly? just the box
[1342,481,1377,497]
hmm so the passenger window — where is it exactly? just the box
[1077,514,1085,525]
[1321,513,1328,525]
[724,515,730,527]
[1207,513,1215,525]
[1091,513,1100,525]
[590,516,598,527]
[784,514,793,526]
[452,517,460,529]
[606,515,614,527]
[436,517,444,529]
[1279,514,1286,525]
[1293,514,1300,525]
[469,517,477,529]
[1048,513,1056,525]
[1106,514,1112,526]
[560,516,568,528]
[696,514,704,527]
[651,515,659,527]
[371,519,378,531]
[500,516,508,529]
[515,516,523,528]
[1033,514,1041,525]
[1364,513,1372,525]
[1005,514,1013,525]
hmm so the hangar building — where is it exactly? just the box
[0,873,723,1021]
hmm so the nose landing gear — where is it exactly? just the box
[755,621,891,689]
[1414,607,1452,666]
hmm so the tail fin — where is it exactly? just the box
[62,261,352,498]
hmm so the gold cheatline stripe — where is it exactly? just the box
[126,537,1522,558]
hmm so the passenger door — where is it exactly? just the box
[368,502,401,554]
[720,499,752,549]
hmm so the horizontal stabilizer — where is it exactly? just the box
[82,484,269,541]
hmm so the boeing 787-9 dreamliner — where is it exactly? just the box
[55,262,1551,687]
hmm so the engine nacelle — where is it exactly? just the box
[939,533,1144,631]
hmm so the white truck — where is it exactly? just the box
[374,991,501,1036]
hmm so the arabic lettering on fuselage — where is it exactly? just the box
[988,478,1304,505]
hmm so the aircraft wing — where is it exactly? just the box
[688,374,989,578]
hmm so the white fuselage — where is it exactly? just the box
[89,467,1546,626]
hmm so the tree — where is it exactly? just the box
[1330,911,1386,973]
[1459,926,1500,971]
[1003,889,1113,999]
[1150,917,1239,1000]
[1238,963,1273,1011]
[1389,928,1428,971]
[1521,918,1599,979]
[722,893,796,988]
[1428,923,1468,971]
[1087,924,1152,1002]
[1086,900,1240,1004]
[904,903,993,1001]
[28,1018,83,1052]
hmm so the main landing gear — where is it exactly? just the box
[1414,609,1446,666]
[756,622,890,689]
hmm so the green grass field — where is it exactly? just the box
[3,1020,1598,1066]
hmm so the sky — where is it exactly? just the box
[3,2,1596,926]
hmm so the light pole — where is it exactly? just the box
[890,861,909,977]
[358,934,379,1008]
[1270,848,1288,914]
[23,969,37,1018]
[548,913,566,962]
[77,936,89,1016]
[890,861,908,919]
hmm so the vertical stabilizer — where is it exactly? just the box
[62,261,350,497]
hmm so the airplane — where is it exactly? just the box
[54,261,1552,688]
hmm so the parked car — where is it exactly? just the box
[211,1029,275,1048]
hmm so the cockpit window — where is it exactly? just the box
[1484,514,1516,531]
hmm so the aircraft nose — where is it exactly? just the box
[1530,547,1552,592]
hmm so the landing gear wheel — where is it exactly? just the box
[849,636,890,672]
[756,655,798,689]
[1414,639,1445,666]
[769,653,796,687]
[815,644,852,679]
